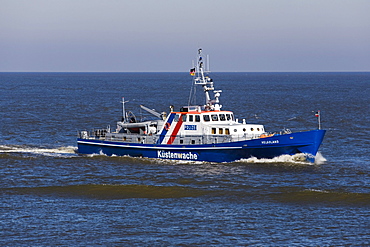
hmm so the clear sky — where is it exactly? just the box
[1,0,369,72]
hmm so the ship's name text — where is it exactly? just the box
[157,151,198,160]
[261,140,279,144]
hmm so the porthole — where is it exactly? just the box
[250,128,254,131]
[234,129,237,132]
[243,128,246,132]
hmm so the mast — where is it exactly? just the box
[191,48,222,111]
[316,110,321,130]
[121,97,129,123]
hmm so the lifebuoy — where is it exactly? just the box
[164,122,171,130]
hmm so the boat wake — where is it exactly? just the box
[74,150,327,166]
[0,145,78,158]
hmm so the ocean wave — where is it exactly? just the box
[1,184,209,199]
[273,188,370,206]
[2,183,369,207]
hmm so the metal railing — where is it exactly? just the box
[78,129,283,145]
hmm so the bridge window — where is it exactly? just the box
[211,114,219,121]
[188,115,193,122]
[174,114,179,122]
[226,114,231,120]
[195,115,200,122]
[203,115,210,122]
[219,114,226,121]
[182,115,187,122]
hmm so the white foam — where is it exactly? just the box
[314,152,327,165]
[305,188,330,193]
[238,153,311,164]
[0,145,77,157]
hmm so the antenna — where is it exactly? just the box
[207,54,210,71]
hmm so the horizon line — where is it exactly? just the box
[1,70,369,73]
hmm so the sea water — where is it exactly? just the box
[1,72,369,246]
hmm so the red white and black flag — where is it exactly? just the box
[190,68,195,76]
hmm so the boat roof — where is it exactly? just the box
[171,110,233,114]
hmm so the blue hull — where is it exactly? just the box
[77,130,325,163]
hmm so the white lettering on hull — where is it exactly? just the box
[157,150,198,160]
[261,140,279,144]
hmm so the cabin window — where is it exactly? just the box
[180,139,183,144]
[174,114,180,122]
[191,140,195,144]
[219,114,226,121]
[203,115,210,122]
[225,128,230,135]
[219,128,223,134]
[212,128,216,134]
[257,128,260,131]
[182,114,187,122]
[188,115,193,122]
[251,128,254,131]
[195,115,200,122]
[211,114,219,121]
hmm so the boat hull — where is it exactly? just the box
[77,129,325,163]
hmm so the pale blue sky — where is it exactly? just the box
[1,0,369,72]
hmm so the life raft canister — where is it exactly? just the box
[164,122,171,130]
